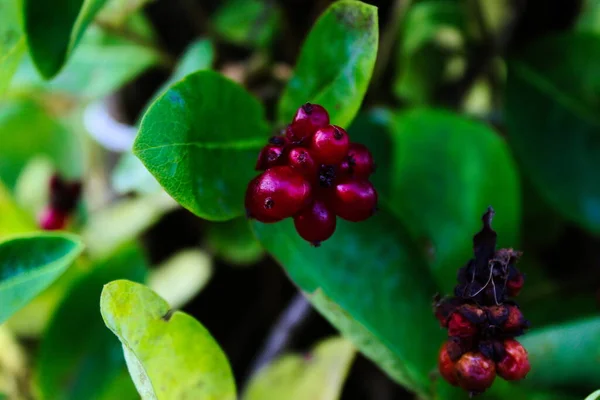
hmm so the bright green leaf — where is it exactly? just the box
[243,336,355,400]
[505,32,600,234]
[205,218,264,266]
[0,179,35,239]
[23,0,108,79]
[0,0,26,96]
[520,317,600,392]
[386,108,520,293]
[148,249,212,309]
[0,99,84,191]
[213,0,279,48]
[134,70,270,221]
[0,232,84,323]
[100,280,237,400]
[35,245,147,400]
[278,0,378,127]
[13,156,54,219]
[252,211,442,397]
[112,151,162,195]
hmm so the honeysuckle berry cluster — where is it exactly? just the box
[434,208,530,395]
[245,103,377,245]
[39,174,82,231]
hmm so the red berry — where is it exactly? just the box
[454,352,496,393]
[503,305,528,333]
[39,207,68,230]
[288,103,330,142]
[331,180,377,222]
[347,143,375,179]
[288,148,318,178]
[255,145,285,170]
[496,339,530,381]
[245,166,312,223]
[293,200,336,246]
[448,312,478,338]
[507,273,524,297]
[310,125,350,165]
[438,342,458,386]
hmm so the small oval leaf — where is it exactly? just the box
[100,280,237,400]
[0,232,84,323]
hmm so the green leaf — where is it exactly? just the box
[386,108,520,293]
[100,280,237,400]
[586,390,600,400]
[277,0,378,127]
[213,0,280,48]
[252,211,442,397]
[35,244,147,400]
[0,99,84,190]
[148,249,212,309]
[243,336,355,400]
[112,151,162,195]
[134,70,270,221]
[96,0,154,26]
[0,0,26,96]
[577,0,600,34]
[23,0,108,79]
[520,317,600,392]
[0,232,84,323]
[0,179,36,239]
[505,32,600,234]
[205,218,264,266]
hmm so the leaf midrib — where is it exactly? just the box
[134,137,266,154]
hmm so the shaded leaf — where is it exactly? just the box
[0,232,84,323]
[35,244,147,400]
[134,70,270,221]
[100,280,237,400]
[205,218,264,266]
[213,0,279,48]
[278,0,378,128]
[0,0,26,96]
[243,336,355,400]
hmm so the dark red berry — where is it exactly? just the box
[255,145,285,170]
[245,166,312,223]
[48,174,82,213]
[39,207,68,230]
[268,135,287,146]
[293,200,336,246]
[503,305,528,333]
[448,312,478,338]
[496,340,530,381]
[288,148,318,178]
[347,143,375,178]
[310,125,350,165]
[288,103,330,142]
[438,342,458,386]
[331,180,377,222]
[454,352,496,393]
[507,273,524,297]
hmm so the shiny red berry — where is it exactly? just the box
[310,125,350,165]
[287,103,330,142]
[331,180,377,222]
[438,342,458,386]
[288,148,318,178]
[454,352,496,393]
[347,143,375,179]
[448,312,478,338]
[497,340,530,381]
[39,207,68,230]
[245,166,312,223]
[293,200,336,246]
[255,145,285,170]
[507,273,524,297]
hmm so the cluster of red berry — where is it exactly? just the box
[434,208,530,395]
[245,103,377,245]
[39,174,82,231]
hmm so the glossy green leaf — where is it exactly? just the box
[101,280,237,400]
[585,390,600,400]
[148,249,212,309]
[387,109,520,293]
[252,210,442,397]
[278,0,378,127]
[0,232,84,323]
[0,99,84,191]
[205,218,264,266]
[505,32,600,234]
[23,0,108,79]
[134,70,270,221]
[243,336,355,400]
[0,0,26,96]
[520,317,600,392]
[213,0,279,48]
[36,245,147,400]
